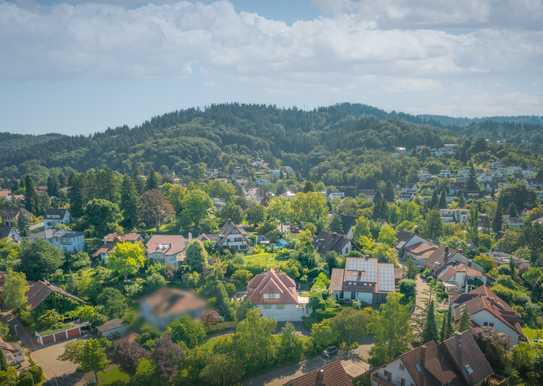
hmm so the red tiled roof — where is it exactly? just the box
[438,264,483,282]
[247,269,299,305]
[387,330,493,386]
[27,280,86,310]
[142,288,206,318]
[285,361,353,386]
[146,235,187,256]
[406,241,438,255]
[453,286,523,337]
[104,232,141,243]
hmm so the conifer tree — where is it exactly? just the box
[23,175,36,213]
[422,301,438,343]
[69,174,84,218]
[441,304,454,341]
[120,176,139,230]
[459,308,471,331]
[438,190,447,209]
[493,201,503,236]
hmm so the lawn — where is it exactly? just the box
[242,252,286,272]
[522,327,543,341]
[97,365,130,385]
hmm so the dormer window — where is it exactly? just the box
[263,293,280,299]
[464,364,474,375]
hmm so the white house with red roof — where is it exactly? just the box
[146,234,188,268]
[437,263,486,291]
[246,269,309,322]
[452,286,524,345]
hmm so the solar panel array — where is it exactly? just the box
[345,257,395,292]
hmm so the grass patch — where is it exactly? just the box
[97,365,130,385]
[242,252,286,272]
[523,327,543,341]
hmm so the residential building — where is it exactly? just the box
[371,330,494,386]
[417,170,433,182]
[438,264,486,292]
[329,257,396,306]
[285,361,355,386]
[44,208,71,228]
[315,231,352,256]
[97,319,129,339]
[246,269,309,322]
[400,236,439,268]
[489,251,530,273]
[451,286,524,345]
[93,232,143,261]
[45,229,85,253]
[216,221,249,251]
[0,337,25,367]
[146,234,188,268]
[439,208,469,224]
[328,192,345,200]
[399,186,417,201]
[0,207,30,229]
[140,288,207,329]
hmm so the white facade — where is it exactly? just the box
[222,234,248,250]
[148,251,182,268]
[439,209,469,224]
[470,309,520,345]
[47,231,85,253]
[257,302,309,322]
[372,358,415,386]
[44,210,71,229]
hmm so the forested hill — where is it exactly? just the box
[1,103,542,178]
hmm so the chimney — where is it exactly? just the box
[316,368,325,386]
[188,232,192,241]
[444,247,450,264]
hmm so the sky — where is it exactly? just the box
[1,0,542,134]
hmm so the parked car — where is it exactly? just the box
[322,346,338,359]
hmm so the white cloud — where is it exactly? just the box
[312,0,543,30]
[0,0,541,119]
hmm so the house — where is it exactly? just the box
[439,209,469,224]
[0,337,25,368]
[45,229,85,253]
[371,330,494,386]
[399,186,417,201]
[328,192,345,200]
[246,269,309,322]
[140,288,207,329]
[285,361,355,386]
[97,319,129,339]
[425,247,485,277]
[438,264,486,292]
[329,257,396,306]
[0,207,30,229]
[146,234,188,268]
[216,221,249,251]
[93,232,143,261]
[451,286,524,345]
[401,236,439,268]
[0,227,21,243]
[315,231,352,256]
[25,279,86,311]
[44,208,71,228]
[489,251,530,273]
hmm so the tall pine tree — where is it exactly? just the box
[440,304,454,342]
[69,174,84,218]
[23,175,36,213]
[422,301,438,343]
[493,201,503,236]
[120,176,140,230]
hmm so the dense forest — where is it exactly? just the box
[2,103,542,183]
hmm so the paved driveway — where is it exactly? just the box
[31,340,81,381]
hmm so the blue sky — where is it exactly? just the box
[1,0,542,134]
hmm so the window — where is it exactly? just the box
[464,364,474,375]
[276,304,285,310]
[263,293,280,299]
[384,370,391,382]
[263,304,272,309]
